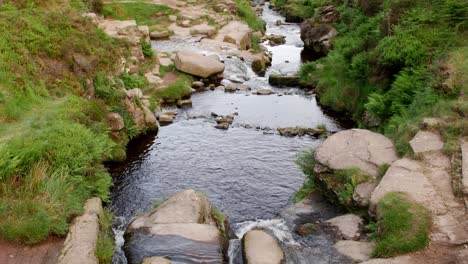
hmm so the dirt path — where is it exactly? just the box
[0,237,64,264]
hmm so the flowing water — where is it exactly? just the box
[110,4,350,264]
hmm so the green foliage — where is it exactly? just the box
[119,73,149,90]
[95,72,124,104]
[96,208,115,264]
[212,207,226,234]
[0,97,114,244]
[334,168,370,205]
[153,79,192,102]
[373,192,430,257]
[141,42,154,58]
[294,149,316,202]
[271,0,324,21]
[299,0,467,156]
[235,0,266,32]
[103,2,174,26]
[251,34,262,52]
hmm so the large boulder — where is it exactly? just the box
[58,198,103,264]
[315,129,398,177]
[216,21,253,50]
[243,230,284,264]
[174,50,225,78]
[300,20,337,56]
[124,190,224,264]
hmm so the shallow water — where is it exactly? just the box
[110,4,349,264]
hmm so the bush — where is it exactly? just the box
[373,192,430,257]
[141,42,154,58]
[119,73,149,90]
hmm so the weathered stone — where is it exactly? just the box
[58,198,103,264]
[315,129,398,177]
[158,114,174,124]
[361,256,414,264]
[128,190,214,229]
[174,50,224,78]
[277,126,327,137]
[353,181,377,207]
[190,24,217,37]
[142,256,171,264]
[325,214,363,240]
[125,190,223,264]
[126,88,143,99]
[462,140,468,196]
[177,99,192,107]
[266,34,286,46]
[268,74,301,87]
[215,123,230,130]
[150,30,171,39]
[108,112,124,131]
[370,158,447,215]
[300,20,337,55]
[334,240,373,262]
[252,58,266,75]
[191,81,205,90]
[317,5,340,23]
[217,21,252,50]
[243,230,284,264]
[409,130,444,154]
[256,89,274,95]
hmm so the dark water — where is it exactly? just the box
[110,4,349,264]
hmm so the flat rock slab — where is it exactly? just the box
[370,158,447,215]
[142,257,171,264]
[243,230,284,264]
[58,198,103,264]
[462,140,468,196]
[315,129,398,177]
[325,214,363,240]
[334,240,373,262]
[361,256,413,264]
[409,131,444,154]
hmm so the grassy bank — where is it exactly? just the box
[235,0,266,32]
[103,1,175,26]
[373,192,431,257]
[0,0,142,244]
[297,0,467,155]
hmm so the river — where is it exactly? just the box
[109,3,349,264]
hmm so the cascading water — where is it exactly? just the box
[109,3,350,264]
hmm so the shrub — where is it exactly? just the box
[141,42,154,58]
[119,73,149,90]
[373,192,430,257]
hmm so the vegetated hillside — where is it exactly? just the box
[0,0,141,244]
[293,0,467,155]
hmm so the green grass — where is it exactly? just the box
[373,192,431,257]
[271,0,323,22]
[96,208,115,264]
[0,97,113,244]
[119,73,149,90]
[152,79,192,102]
[0,1,140,244]
[235,0,266,32]
[141,41,154,58]
[211,207,226,234]
[294,149,316,202]
[103,2,174,26]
